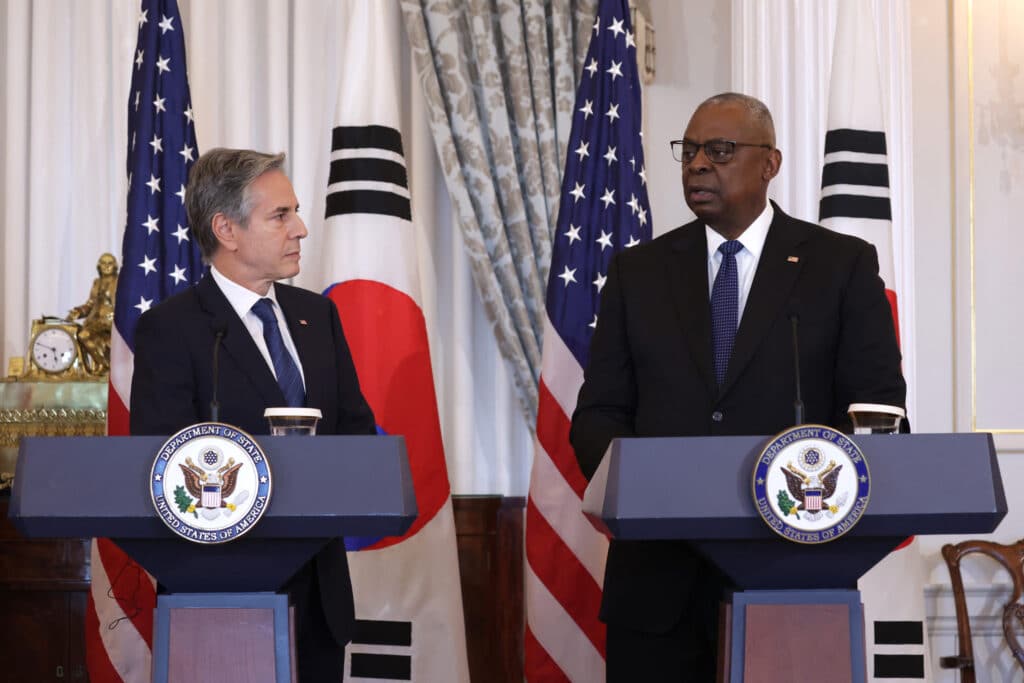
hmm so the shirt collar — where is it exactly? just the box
[210,265,281,319]
[705,201,774,261]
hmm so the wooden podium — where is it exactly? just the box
[583,433,1007,683]
[9,434,417,683]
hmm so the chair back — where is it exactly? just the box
[939,539,1024,683]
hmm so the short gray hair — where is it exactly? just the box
[186,147,286,261]
[698,92,776,146]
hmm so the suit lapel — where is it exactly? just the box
[196,275,285,408]
[665,225,717,396]
[721,208,809,394]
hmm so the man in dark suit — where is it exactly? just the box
[130,147,376,683]
[570,93,906,680]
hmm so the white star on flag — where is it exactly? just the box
[168,264,187,284]
[627,193,640,215]
[605,102,620,123]
[570,182,586,202]
[600,187,616,208]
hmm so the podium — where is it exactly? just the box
[9,434,417,683]
[583,433,1007,683]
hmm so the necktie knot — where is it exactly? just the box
[251,297,277,326]
[719,239,743,257]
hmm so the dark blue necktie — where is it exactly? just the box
[711,240,743,386]
[251,298,306,407]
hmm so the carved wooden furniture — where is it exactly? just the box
[939,538,1024,682]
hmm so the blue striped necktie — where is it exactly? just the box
[711,240,743,386]
[250,298,306,407]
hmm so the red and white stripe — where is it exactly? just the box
[525,316,609,682]
[86,324,157,683]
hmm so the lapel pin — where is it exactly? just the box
[787,256,800,263]
[299,319,308,326]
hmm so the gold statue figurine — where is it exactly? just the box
[67,253,118,377]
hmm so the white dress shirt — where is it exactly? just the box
[705,201,774,322]
[210,266,307,389]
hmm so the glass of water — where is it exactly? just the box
[264,407,322,436]
[847,403,905,434]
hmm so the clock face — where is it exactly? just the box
[31,327,77,373]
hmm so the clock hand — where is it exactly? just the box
[34,341,58,354]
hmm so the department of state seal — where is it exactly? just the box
[150,422,273,544]
[752,425,870,544]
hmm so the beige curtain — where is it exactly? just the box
[401,0,597,424]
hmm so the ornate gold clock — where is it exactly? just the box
[21,318,91,381]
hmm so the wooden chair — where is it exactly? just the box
[940,539,1024,682]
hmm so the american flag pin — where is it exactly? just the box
[787,256,800,263]
[299,319,308,326]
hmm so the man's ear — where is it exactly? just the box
[764,148,782,181]
[211,213,238,252]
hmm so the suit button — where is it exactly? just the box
[711,411,723,422]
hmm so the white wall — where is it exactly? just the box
[913,2,1024,677]
[644,0,731,237]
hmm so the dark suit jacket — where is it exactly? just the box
[570,205,906,632]
[130,274,377,646]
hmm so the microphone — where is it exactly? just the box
[788,302,804,426]
[210,322,228,422]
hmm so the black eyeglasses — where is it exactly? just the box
[670,139,773,164]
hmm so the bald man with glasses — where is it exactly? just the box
[570,92,906,681]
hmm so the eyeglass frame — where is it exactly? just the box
[669,138,774,164]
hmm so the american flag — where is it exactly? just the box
[88,1,203,680]
[524,1,652,680]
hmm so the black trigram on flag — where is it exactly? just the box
[326,125,411,221]
[872,620,926,680]
[818,128,893,222]
[348,619,412,680]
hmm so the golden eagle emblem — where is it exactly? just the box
[179,455,244,510]
[781,460,842,514]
